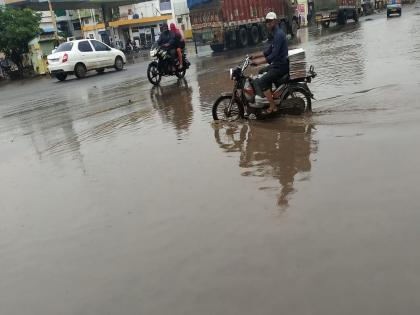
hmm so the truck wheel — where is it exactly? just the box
[337,12,347,25]
[237,28,248,47]
[353,11,359,22]
[210,44,225,52]
[249,26,260,45]
[292,20,299,37]
[260,25,268,41]
[280,21,287,35]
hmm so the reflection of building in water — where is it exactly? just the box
[9,97,87,173]
[150,80,194,138]
[214,120,318,209]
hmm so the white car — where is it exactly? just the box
[47,39,126,81]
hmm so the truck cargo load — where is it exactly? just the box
[188,0,299,52]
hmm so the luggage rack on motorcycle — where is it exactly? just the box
[289,65,317,83]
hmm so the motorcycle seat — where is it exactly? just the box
[274,74,290,87]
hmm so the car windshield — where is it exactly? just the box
[55,42,73,53]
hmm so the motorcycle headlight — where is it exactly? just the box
[150,49,157,57]
[229,68,234,80]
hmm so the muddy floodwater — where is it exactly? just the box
[1,7,420,315]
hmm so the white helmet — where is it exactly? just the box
[265,12,277,21]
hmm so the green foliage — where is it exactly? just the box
[0,7,41,68]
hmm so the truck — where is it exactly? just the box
[187,0,299,52]
[315,0,361,28]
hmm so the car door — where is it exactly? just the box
[77,40,97,70]
[90,40,113,67]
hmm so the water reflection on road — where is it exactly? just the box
[2,6,420,315]
[214,119,318,209]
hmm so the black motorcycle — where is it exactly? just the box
[147,43,190,85]
[212,56,316,121]
[0,59,19,80]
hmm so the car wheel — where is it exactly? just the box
[114,56,124,71]
[74,63,87,79]
[55,73,67,81]
[96,68,105,74]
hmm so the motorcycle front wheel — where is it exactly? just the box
[212,95,244,121]
[147,62,161,85]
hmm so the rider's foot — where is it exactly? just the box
[266,107,278,114]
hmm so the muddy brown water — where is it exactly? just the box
[1,6,420,315]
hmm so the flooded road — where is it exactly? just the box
[1,6,420,315]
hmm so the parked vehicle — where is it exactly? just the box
[147,43,191,85]
[212,55,316,121]
[0,59,19,79]
[315,0,361,27]
[187,0,299,52]
[387,0,402,17]
[47,39,126,81]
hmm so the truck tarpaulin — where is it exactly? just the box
[187,0,213,9]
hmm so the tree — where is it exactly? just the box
[0,6,41,73]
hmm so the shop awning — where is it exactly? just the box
[109,15,172,27]
[82,23,105,31]
[5,0,141,10]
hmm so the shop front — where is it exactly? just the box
[110,15,173,49]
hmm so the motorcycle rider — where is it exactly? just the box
[251,12,289,114]
[170,23,185,70]
[157,24,178,70]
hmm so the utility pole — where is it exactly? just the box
[47,0,58,40]
[78,9,84,38]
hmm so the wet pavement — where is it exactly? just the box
[1,5,420,315]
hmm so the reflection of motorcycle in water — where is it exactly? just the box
[147,43,191,85]
[150,80,194,135]
[212,55,316,121]
[214,121,317,208]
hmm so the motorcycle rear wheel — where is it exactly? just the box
[283,87,312,112]
[147,62,161,85]
[212,95,244,121]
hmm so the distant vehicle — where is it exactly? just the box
[187,0,299,52]
[387,0,402,17]
[315,0,361,28]
[47,39,126,81]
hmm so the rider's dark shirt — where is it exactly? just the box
[157,31,175,48]
[263,25,288,67]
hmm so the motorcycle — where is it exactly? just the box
[212,56,317,121]
[147,42,190,85]
[0,59,19,80]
